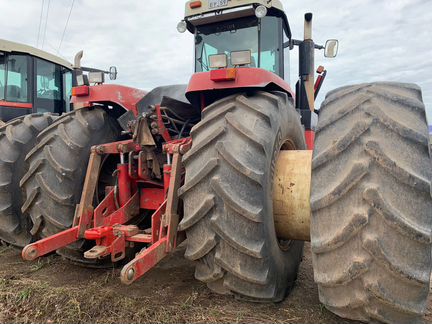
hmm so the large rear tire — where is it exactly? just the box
[311,82,432,323]
[20,108,120,265]
[0,113,57,247]
[180,91,306,301]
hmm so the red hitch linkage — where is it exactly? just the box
[120,138,191,284]
[22,137,192,285]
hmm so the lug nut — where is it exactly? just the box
[151,128,159,135]
[150,121,158,129]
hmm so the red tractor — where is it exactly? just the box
[19,1,431,323]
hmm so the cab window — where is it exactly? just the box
[200,43,218,71]
[5,55,29,103]
[260,17,282,75]
[35,58,64,113]
[63,70,72,111]
[36,58,62,100]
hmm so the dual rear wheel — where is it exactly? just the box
[181,83,431,324]
[0,113,57,247]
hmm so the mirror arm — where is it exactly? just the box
[285,39,325,50]
[81,66,109,74]
[284,39,302,49]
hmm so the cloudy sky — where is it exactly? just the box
[2,0,432,119]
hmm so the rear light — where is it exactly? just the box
[210,68,237,82]
[72,85,89,97]
[190,1,202,9]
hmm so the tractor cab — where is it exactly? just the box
[179,0,338,115]
[0,39,73,122]
[0,39,118,123]
[180,1,289,77]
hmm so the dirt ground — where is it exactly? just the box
[0,243,430,324]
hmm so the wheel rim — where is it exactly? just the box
[274,139,297,251]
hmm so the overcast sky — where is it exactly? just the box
[2,0,432,119]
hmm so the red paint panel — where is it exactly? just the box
[102,193,139,227]
[140,188,165,210]
[305,130,315,150]
[94,189,116,227]
[118,164,131,207]
[0,101,32,109]
[187,68,295,99]
[71,84,147,116]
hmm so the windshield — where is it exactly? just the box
[195,16,283,76]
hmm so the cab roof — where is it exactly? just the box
[185,0,285,16]
[0,38,73,70]
[184,0,291,39]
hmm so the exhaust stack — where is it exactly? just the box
[74,50,83,69]
[303,13,315,111]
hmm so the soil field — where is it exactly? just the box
[0,243,430,324]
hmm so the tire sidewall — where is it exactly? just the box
[260,93,306,297]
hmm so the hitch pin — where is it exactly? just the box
[120,153,125,164]
[167,153,171,165]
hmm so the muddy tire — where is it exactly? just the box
[20,108,120,264]
[0,113,57,247]
[179,92,306,301]
[311,82,432,323]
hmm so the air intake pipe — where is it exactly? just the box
[299,13,315,111]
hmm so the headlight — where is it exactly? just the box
[177,20,187,33]
[88,72,105,84]
[209,54,228,69]
[231,50,252,66]
[255,5,267,18]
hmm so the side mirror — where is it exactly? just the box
[109,66,118,80]
[324,39,339,58]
